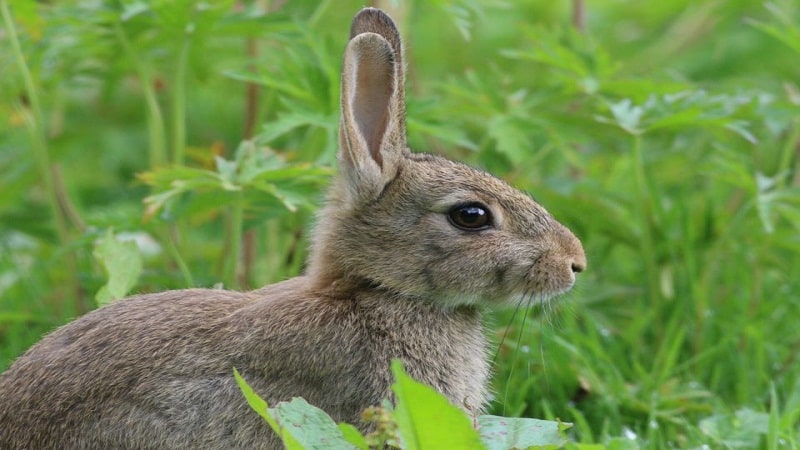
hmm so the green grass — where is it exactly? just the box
[1,0,798,448]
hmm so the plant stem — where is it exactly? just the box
[224,192,245,289]
[572,0,586,33]
[113,21,168,168]
[1,0,70,244]
[163,227,195,287]
[631,135,661,308]
[240,34,261,288]
[171,36,192,166]
[778,118,800,188]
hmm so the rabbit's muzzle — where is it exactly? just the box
[527,222,586,299]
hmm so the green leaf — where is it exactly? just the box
[93,229,142,306]
[699,408,770,448]
[232,368,303,450]
[390,360,485,450]
[746,1,800,56]
[338,423,369,450]
[139,141,330,223]
[604,436,640,450]
[607,99,644,135]
[487,115,533,165]
[258,111,335,144]
[478,415,571,450]
[271,398,358,450]
[566,444,607,450]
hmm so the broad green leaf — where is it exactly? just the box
[271,398,357,450]
[93,229,142,306]
[390,360,485,450]
[478,415,571,450]
[699,408,770,448]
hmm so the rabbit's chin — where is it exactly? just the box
[434,287,569,310]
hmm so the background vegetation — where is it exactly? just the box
[1,0,798,448]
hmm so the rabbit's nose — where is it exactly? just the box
[554,222,586,275]
[569,241,587,274]
[570,246,586,274]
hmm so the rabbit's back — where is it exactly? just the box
[0,288,264,449]
[0,277,489,449]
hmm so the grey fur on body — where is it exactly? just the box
[0,280,487,448]
[0,7,585,450]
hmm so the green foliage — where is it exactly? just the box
[234,361,570,449]
[1,0,799,448]
[479,415,570,450]
[93,229,143,306]
[390,359,485,449]
[699,408,769,449]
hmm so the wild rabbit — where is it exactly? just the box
[0,7,586,449]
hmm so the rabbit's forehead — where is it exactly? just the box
[403,156,552,227]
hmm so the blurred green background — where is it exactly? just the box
[1,0,798,448]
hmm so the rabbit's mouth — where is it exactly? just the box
[429,272,577,310]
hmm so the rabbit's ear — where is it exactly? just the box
[339,8,406,201]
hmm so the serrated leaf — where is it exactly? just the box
[139,141,330,222]
[608,99,644,134]
[93,229,142,306]
[478,415,571,450]
[488,115,533,165]
[270,398,357,450]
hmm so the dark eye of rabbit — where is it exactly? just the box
[448,203,492,230]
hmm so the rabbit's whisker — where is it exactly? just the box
[490,291,527,371]
[500,291,536,415]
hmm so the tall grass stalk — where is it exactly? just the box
[779,119,800,188]
[630,135,661,309]
[159,228,195,287]
[170,36,191,165]
[113,21,168,168]
[1,0,70,244]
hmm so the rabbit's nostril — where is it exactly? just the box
[571,262,585,274]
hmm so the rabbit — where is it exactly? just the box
[0,7,586,450]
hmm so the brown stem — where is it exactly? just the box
[242,39,260,142]
[572,0,585,33]
[238,1,263,288]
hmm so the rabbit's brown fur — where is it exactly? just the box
[0,8,585,449]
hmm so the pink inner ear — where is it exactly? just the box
[350,42,395,167]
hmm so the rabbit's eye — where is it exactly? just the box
[448,203,492,230]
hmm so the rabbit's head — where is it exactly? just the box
[308,8,585,308]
